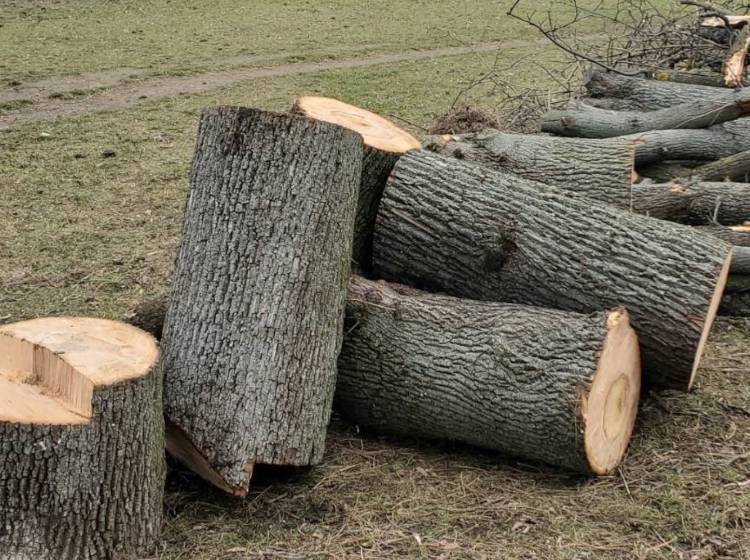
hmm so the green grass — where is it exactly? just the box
[1,1,748,558]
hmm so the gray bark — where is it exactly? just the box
[695,225,750,246]
[373,150,731,390]
[542,89,750,138]
[423,130,635,207]
[637,160,704,181]
[628,120,750,165]
[0,370,164,560]
[161,107,362,494]
[732,246,750,274]
[720,283,750,316]
[584,69,736,111]
[632,180,750,225]
[336,276,630,475]
[690,149,750,181]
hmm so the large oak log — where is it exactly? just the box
[291,96,420,273]
[373,150,732,390]
[0,318,164,560]
[337,276,640,475]
[423,130,635,207]
[584,69,735,110]
[542,89,750,138]
[162,107,362,496]
[628,120,750,165]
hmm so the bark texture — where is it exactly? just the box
[373,150,731,390]
[542,89,750,138]
[696,225,750,246]
[423,130,635,207]
[0,367,164,560]
[690,149,750,181]
[628,120,750,165]
[336,277,636,474]
[161,107,362,493]
[732,246,750,274]
[632,181,750,225]
[584,69,736,110]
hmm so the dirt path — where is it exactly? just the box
[0,38,551,130]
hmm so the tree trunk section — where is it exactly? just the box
[628,120,750,165]
[336,276,640,475]
[291,96,420,274]
[423,130,635,207]
[0,318,164,560]
[542,89,750,138]
[632,180,750,225]
[161,107,362,495]
[690,149,750,181]
[725,25,750,87]
[584,69,736,110]
[373,150,732,391]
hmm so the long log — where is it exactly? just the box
[542,89,750,138]
[373,150,732,391]
[337,276,640,475]
[423,130,635,207]
[161,107,362,496]
[291,96,420,273]
[690,149,750,181]
[696,224,750,246]
[628,120,750,165]
[584,69,734,110]
[0,318,164,560]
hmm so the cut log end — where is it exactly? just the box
[583,309,641,475]
[166,420,254,497]
[0,317,158,425]
[292,96,421,153]
[689,249,734,389]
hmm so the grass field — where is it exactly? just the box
[1,1,749,558]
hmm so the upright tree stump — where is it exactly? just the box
[373,150,732,391]
[0,317,164,560]
[162,107,363,495]
[291,96,421,273]
[337,277,641,475]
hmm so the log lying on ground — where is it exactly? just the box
[542,88,750,137]
[161,107,362,496]
[629,120,750,165]
[697,224,750,246]
[0,317,164,560]
[423,130,635,207]
[584,69,734,110]
[336,276,641,475]
[637,159,704,181]
[291,96,420,273]
[373,150,732,390]
[633,181,750,225]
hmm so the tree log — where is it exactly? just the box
[423,130,635,207]
[584,69,735,110]
[0,318,164,560]
[291,96,420,274]
[373,150,732,391]
[336,276,640,475]
[628,120,750,165]
[732,246,750,274]
[696,224,750,246]
[632,180,750,225]
[690,149,750,181]
[161,107,362,496]
[542,89,750,138]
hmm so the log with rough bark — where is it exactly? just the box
[641,68,729,88]
[542,88,750,138]
[584,69,734,110]
[628,120,750,165]
[336,276,641,475]
[423,130,635,207]
[0,317,164,560]
[291,96,420,273]
[373,150,732,391]
[633,180,750,225]
[696,224,750,246]
[637,159,703,181]
[161,107,362,496]
[689,149,750,181]
[732,246,750,274]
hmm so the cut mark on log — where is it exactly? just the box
[582,309,640,475]
[689,250,733,389]
[292,96,421,153]
[0,317,158,425]
[165,420,254,497]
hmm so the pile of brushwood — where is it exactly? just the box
[2,5,750,560]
